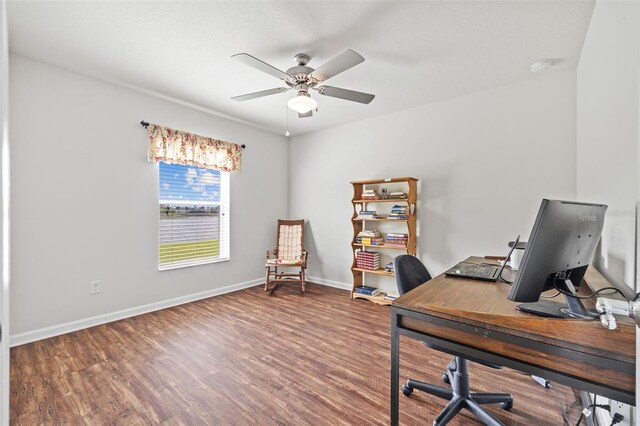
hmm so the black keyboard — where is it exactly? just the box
[445,263,500,280]
[458,264,497,278]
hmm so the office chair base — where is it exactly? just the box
[432,396,507,426]
[442,373,450,384]
[402,357,513,426]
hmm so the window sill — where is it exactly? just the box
[159,256,230,271]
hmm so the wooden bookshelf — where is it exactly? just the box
[352,218,409,222]
[352,267,396,276]
[352,243,407,250]
[351,292,394,306]
[353,199,410,204]
[350,177,418,304]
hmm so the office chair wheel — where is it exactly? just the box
[441,373,450,384]
[402,385,413,397]
[502,401,513,410]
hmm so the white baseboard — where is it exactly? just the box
[307,275,352,291]
[10,278,263,347]
[11,276,350,347]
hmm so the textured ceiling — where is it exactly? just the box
[8,1,595,136]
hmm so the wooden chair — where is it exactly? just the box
[265,219,308,294]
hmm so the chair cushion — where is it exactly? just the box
[278,224,303,260]
[266,259,304,266]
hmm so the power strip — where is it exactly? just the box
[596,297,629,315]
[587,394,633,426]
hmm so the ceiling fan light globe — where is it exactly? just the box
[288,95,317,114]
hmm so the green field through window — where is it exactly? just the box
[159,239,219,264]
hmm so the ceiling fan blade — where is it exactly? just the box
[231,87,289,102]
[309,49,365,82]
[232,53,292,81]
[317,86,375,104]
[298,110,313,118]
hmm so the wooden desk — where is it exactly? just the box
[390,257,636,425]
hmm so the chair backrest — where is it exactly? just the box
[276,219,304,260]
[393,255,432,295]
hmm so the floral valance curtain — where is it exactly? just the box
[146,124,242,172]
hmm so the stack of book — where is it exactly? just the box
[388,205,408,219]
[383,293,398,302]
[356,210,384,220]
[385,262,394,273]
[353,285,381,297]
[361,189,379,200]
[356,250,380,270]
[385,233,408,247]
[356,230,384,246]
[388,191,407,199]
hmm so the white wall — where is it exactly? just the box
[0,0,10,422]
[576,0,640,417]
[289,71,577,292]
[9,55,288,339]
[577,1,640,294]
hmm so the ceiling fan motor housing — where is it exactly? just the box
[294,53,310,66]
[286,67,315,86]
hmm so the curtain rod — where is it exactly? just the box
[140,120,246,149]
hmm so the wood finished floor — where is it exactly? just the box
[11,283,583,425]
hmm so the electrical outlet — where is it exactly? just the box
[610,400,632,426]
[90,280,101,295]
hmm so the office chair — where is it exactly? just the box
[393,255,513,426]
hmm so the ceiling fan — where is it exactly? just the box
[231,49,375,118]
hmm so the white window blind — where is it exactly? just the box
[158,162,230,270]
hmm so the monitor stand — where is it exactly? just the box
[516,279,596,319]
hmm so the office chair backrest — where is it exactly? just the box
[394,255,433,295]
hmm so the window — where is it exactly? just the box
[158,162,230,270]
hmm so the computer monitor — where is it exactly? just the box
[507,199,607,318]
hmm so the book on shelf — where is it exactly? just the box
[355,250,380,270]
[384,232,408,247]
[356,230,384,245]
[361,189,379,200]
[356,210,384,219]
[353,286,382,296]
[388,191,407,199]
[383,293,398,301]
[358,229,380,235]
[356,238,384,246]
[385,262,394,273]
[356,265,380,270]
[388,205,408,219]
[356,255,379,261]
[356,262,380,270]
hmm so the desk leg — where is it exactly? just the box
[390,310,399,426]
